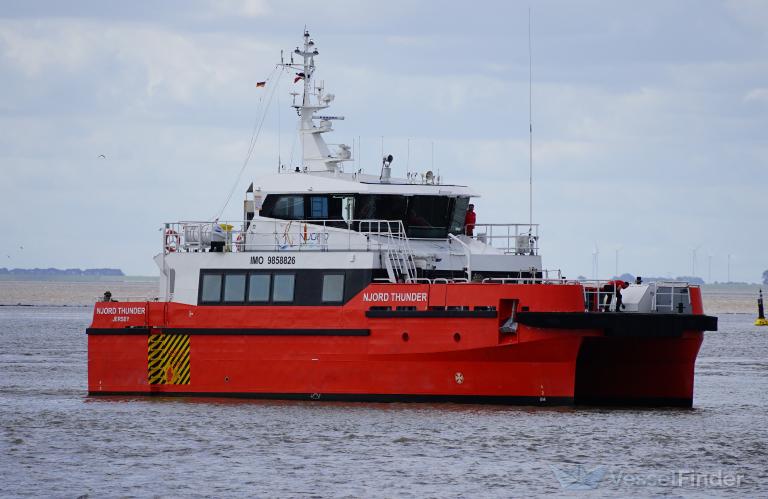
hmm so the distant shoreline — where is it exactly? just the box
[0,275,158,283]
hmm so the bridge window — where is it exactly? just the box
[322,273,345,302]
[406,196,451,238]
[310,196,329,219]
[201,274,222,303]
[248,274,271,302]
[272,196,304,219]
[223,273,246,303]
[355,194,407,222]
[261,193,469,239]
[449,197,470,235]
[354,194,460,239]
[273,274,296,302]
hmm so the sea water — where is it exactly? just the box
[0,307,766,497]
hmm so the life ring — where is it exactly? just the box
[164,228,180,253]
[235,233,244,252]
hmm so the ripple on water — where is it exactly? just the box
[0,307,766,496]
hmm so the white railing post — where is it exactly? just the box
[448,233,472,281]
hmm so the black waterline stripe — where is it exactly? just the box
[86,328,370,336]
[88,391,573,406]
[87,391,693,407]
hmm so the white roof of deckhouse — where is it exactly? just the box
[252,171,480,198]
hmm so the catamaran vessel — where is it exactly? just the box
[87,31,717,406]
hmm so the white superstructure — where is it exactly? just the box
[156,31,544,305]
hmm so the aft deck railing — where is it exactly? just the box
[469,223,539,255]
[94,295,159,303]
[580,279,695,313]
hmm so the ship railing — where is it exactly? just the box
[578,279,694,313]
[163,220,540,256]
[481,269,565,285]
[163,219,418,255]
[370,273,567,286]
[468,223,540,255]
[651,281,693,313]
[371,277,470,284]
[94,295,159,303]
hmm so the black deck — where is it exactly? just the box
[516,312,718,338]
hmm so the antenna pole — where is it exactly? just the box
[528,7,534,228]
[407,138,410,173]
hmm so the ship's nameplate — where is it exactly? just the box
[363,292,427,302]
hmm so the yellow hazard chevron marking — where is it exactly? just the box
[148,334,190,385]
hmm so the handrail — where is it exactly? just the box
[94,296,159,303]
[163,218,412,254]
[163,219,542,255]
[448,234,472,281]
[469,223,539,255]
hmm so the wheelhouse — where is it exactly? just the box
[259,193,471,239]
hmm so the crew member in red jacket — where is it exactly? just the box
[615,280,630,312]
[464,204,476,237]
[600,280,629,311]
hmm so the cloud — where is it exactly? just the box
[206,0,271,18]
[744,88,768,103]
[0,3,766,279]
[0,18,279,117]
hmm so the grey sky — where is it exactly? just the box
[0,0,766,280]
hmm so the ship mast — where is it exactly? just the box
[295,30,314,113]
[282,30,351,172]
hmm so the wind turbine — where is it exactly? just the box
[691,244,703,277]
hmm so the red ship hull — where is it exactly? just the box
[87,283,711,407]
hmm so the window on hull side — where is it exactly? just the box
[322,274,345,303]
[272,274,296,302]
[223,274,246,303]
[201,274,222,303]
[199,270,361,306]
[247,274,271,303]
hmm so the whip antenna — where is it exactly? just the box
[528,7,534,228]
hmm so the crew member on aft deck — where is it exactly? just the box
[600,280,628,312]
[615,281,630,312]
[464,204,476,237]
[211,222,226,252]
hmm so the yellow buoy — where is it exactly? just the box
[756,289,768,326]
